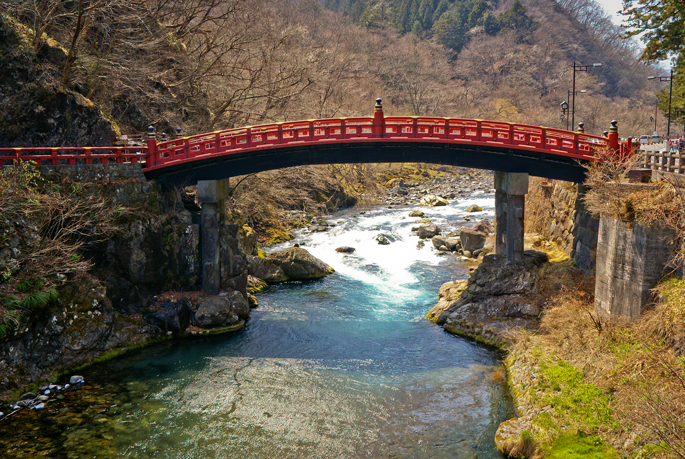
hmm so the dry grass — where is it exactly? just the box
[525,177,555,236]
[583,147,685,271]
[508,252,685,457]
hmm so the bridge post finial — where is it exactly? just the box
[608,119,620,154]
[147,126,157,164]
[373,98,385,138]
[577,122,585,133]
[176,127,182,139]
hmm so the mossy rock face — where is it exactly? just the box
[238,224,259,256]
[426,280,468,323]
[266,229,295,245]
[0,275,159,398]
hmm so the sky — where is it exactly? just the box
[596,0,625,25]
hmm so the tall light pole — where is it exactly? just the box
[560,100,569,130]
[572,62,602,131]
[648,68,674,139]
[567,89,585,130]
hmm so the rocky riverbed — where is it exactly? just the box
[381,169,494,206]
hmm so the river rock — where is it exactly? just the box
[417,223,441,239]
[431,235,460,251]
[69,376,84,385]
[420,194,449,206]
[435,251,549,346]
[465,204,483,212]
[335,246,356,253]
[246,255,288,283]
[247,293,258,308]
[408,210,424,217]
[459,220,494,254]
[195,297,240,328]
[222,290,250,321]
[143,299,192,335]
[427,280,469,321]
[247,275,268,293]
[267,248,334,280]
[375,234,394,245]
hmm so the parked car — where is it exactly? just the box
[651,135,664,144]
[639,135,650,144]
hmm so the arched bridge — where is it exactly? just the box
[1,99,630,187]
[0,99,632,290]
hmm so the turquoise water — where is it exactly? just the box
[0,195,514,458]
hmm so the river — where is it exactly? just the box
[0,193,514,458]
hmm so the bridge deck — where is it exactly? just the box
[1,110,627,185]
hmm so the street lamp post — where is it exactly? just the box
[648,68,674,139]
[566,89,586,130]
[560,100,569,130]
[572,62,602,131]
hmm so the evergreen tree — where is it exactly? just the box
[482,11,500,35]
[498,0,534,32]
[432,10,468,51]
[392,0,413,34]
[468,0,492,28]
[418,0,436,29]
[432,0,450,24]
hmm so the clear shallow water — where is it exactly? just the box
[0,193,514,458]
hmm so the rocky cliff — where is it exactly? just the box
[0,16,117,147]
[0,164,247,397]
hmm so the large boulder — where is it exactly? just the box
[267,248,334,280]
[223,290,250,321]
[460,228,487,253]
[195,296,240,328]
[460,219,495,253]
[143,299,192,335]
[417,223,441,239]
[471,219,494,234]
[435,251,549,346]
[420,194,448,207]
[246,255,288,283]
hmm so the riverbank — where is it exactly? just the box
[431,232,685,458]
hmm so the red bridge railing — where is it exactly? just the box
[1,100,629,171]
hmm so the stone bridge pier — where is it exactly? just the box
[494,171,529,262]
[197,178,229,295]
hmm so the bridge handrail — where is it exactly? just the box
[0,115,611,171]
[0,146,147,167]
[147,116,608,169]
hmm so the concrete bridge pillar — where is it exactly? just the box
[494,172,529,262]
[197,179,229,295]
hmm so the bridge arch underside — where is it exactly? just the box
[144,141,588,187]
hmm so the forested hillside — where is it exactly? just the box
[0,0,664,146]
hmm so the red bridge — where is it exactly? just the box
[1,99,629,186]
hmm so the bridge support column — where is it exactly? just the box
[197,179,229,295]
[494,172,529,262]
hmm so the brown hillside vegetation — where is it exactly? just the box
[0,0,664,147]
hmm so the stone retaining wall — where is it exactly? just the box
[38,162,146,182]
[545,182,599,273]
